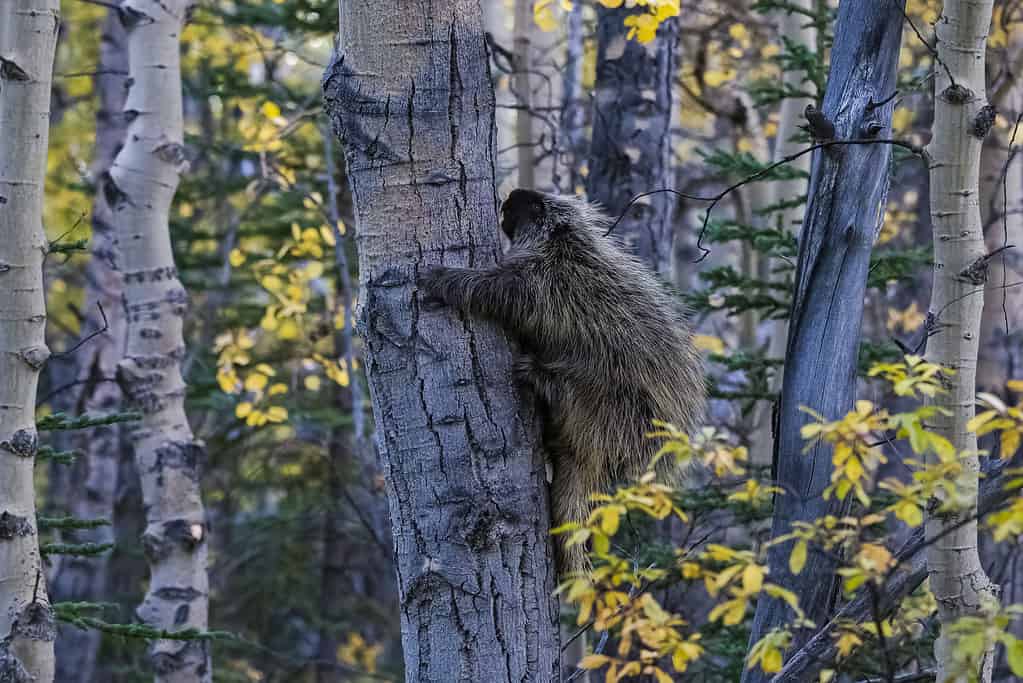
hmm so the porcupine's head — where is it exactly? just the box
[499,189,612,248]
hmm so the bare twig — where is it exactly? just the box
[52,302,109,358]
[606,137,928,262]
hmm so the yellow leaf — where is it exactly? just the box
[579,654,610,670]
[533,0,558,32]
[265,406,288,423]
[244,373,268,392]
[1001,429,1021,460]
[762,648,782,673]
[693,334,725,354]
[728,24,748,41]
[278,319,300,340]
[235,402,253,419]
[304,375,322,391]
[261,101,281,118]
[229,248,245,267]
[320,224,337,246]
[743,563,764,593]
[704,69,736,87]
[790,541,807,575]
[600,507,620,535]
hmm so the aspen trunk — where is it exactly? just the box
[587,8,678,275]
[323,1,561,679]
[0,2,60,681]
[107,1,211,680]
[50,9,129,682]
[924,2,999,681]
[978,24,1023,396]
[513,0,535,190]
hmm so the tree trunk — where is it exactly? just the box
[978,24,1023,396]
[924,2,999,680]
[560,0,586,195]
[323,2,561,680]
[750,0,817,466]
[743,2,906,678]
[0,2,60,681]
[107,1,211,680]
[587,8,678,276]
[315,125,396,683]
[50,8,129,682]
[513,0,535,190]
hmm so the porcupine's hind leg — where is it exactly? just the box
[512,356,594,574]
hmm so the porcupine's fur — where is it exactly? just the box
[420,189,705,573]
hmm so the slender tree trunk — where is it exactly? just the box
[0,3,60,681]
[560,0,586,195]
[315,125,396,683]
[587,9,678,275]
[513,0,535,190]
[743,3,906,679]
[323,2,561,680]
[978,26,1023,396]
[924,2,999,681]
[107,2,211,680]
[750,0,817,465]
[49,9,129,682]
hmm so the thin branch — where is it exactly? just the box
[52,302,109,358]
[894,0,957,88]
[606,137,928,262]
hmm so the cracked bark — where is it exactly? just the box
[48,8,129,682]
[924,2,999,681]
[742,3,906,679]
[108,1,211,680]
[587,8,677,276]
[323,2,561,681]
[0,2,60,681]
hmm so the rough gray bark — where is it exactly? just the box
[0,2,61,681]
[107,1,211,680]
[323,2,561,682]
[587,9,678,275]
[50,9,129,682]
[742,2,906,679]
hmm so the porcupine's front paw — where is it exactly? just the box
[418,267,451,310]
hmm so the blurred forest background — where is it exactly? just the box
[3,0,1023,681]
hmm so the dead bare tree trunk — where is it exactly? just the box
[743,2,906,679]
[0,2,60,680]
[924,2,999,681]
[107,1,211,680]
[323,2,561,681]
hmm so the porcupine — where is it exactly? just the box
[421,189,705,572]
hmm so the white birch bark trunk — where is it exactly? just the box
[107,2,211,680]
[0,2,60,681]
[924,2,999,681]
[978,25,1023,395]
[513,0,535,190]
